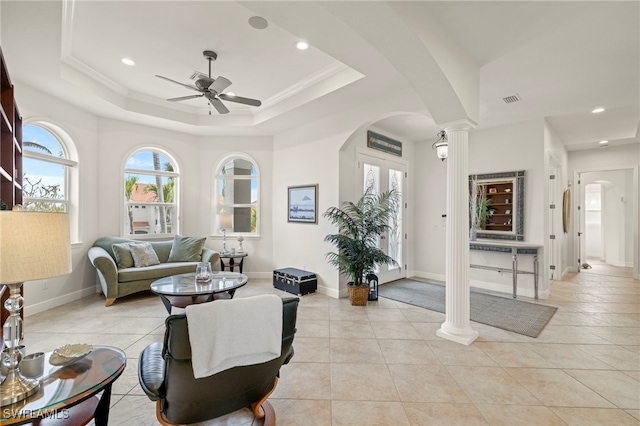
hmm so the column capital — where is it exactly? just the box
[441,118,477,133]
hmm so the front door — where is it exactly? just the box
[357,152,407,284]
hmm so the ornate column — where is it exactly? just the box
[436,120,479,345]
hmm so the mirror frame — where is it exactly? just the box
[469,170,525,241]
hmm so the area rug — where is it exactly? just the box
[378,279,557,338]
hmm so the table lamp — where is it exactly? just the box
[0,210,71,406]
[218,214,232,254]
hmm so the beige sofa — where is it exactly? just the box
[88,236,219,306]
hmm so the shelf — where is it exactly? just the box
[0,46,21,209]
[0,106,10,133]
[0,166,11,181]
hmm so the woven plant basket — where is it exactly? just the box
[348,285,369,306]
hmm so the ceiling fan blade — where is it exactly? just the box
[210,97,230,114]
[219,93,262,107]
[209,76,232,94]
[166,94,204,102]
[156,75,200,91]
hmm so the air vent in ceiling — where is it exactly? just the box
[503,94,522,104]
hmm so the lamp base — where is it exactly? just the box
[0,371,40,406]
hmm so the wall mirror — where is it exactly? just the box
[469,170,525,241]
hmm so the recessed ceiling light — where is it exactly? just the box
[592,107,605,113]
[598,140,609,145]
[296,41,309,50]
[121,58,135,66]
[248,16,268,30]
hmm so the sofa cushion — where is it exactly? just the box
[150,241,173,263]
[112,243,135,269]
[118,262,199,283]
[168,235,206,262]
[130,243,161,267]
[93,236,138,262]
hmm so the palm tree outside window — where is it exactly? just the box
[124,149,178,237]
[22,124,76,213]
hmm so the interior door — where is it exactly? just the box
[577,173,586,272]
[548,160,562,281]
[357,152,407,284]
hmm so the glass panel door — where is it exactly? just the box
[358,152,407,284]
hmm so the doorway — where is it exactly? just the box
[577,169,635,278]
[357,151,407,284]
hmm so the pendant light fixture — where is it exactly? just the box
[433,130,448,161]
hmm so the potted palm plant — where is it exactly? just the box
[323,188,399,305]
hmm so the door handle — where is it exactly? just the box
[578,232,583,236]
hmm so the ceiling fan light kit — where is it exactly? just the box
[156,50,262,114]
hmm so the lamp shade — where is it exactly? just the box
[0,211,72,284]
[218,214,233,230]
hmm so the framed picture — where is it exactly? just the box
[505,209,511,214]
[288,185,318,224]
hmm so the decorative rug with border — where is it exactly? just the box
[378,279,558,338]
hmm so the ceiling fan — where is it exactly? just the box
[156,50,261,114]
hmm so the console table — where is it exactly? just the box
[470,241,541,299]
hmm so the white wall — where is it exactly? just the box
[272,135,344,298]
[17,86,101,315]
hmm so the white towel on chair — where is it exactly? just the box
[185,294,283,378]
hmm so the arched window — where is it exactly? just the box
[213,154,259,236]
[22,124,76,212]
[124,149,179,237]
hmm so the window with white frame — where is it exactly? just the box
[22,124,76,213]
[124,149,178,237]
[213,154,259,236]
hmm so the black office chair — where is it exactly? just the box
[138,297,298,425]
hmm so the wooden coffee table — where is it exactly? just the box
[150,272,248,313]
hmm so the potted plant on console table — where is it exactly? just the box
[323,188,398,306]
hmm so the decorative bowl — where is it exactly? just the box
[50,343,93,366]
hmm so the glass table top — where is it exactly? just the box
[150,272,248,296]
[1,345,126,422]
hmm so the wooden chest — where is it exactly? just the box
[273,268,317,296]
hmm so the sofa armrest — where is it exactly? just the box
[88,246,118,301]
[138,342,166,401]
[201,248,219,266]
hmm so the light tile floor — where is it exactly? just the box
[23,268,639,425]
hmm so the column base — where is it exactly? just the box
[437,322,479,346]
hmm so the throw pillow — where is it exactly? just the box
[112,243,135,269]
[129,242,161,267]
[168,235,206,262]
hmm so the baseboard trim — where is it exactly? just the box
[25,286,99,317]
